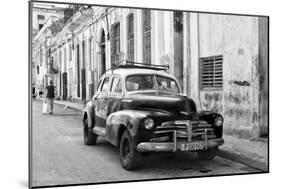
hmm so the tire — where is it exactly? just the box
[83,116,97,145]
[119,130,142,170]
[197,147,218,160]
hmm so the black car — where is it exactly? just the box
[82,62,224,170]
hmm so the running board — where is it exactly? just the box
[93,126,106,137]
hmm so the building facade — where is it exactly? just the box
[32,5,268,139]
[32,3,64,38]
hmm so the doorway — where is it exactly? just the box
[76,44,80,98]
[173,11,184,90]
[62,72,67,100]
[81,40,86,101]
[99,29,106,78]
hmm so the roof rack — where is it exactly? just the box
[106,60,169,72]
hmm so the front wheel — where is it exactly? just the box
[83,117,97,145]
[120,130,142,170]
[197,147,218,160]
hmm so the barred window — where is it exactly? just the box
[142,9,151,64]
[110,23,120,66]
[199,55,223,90]
[127,14,134,61]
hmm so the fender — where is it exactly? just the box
[197,111,222,124]
[105,110,150,146]
[83,101,95,128]
[197,111,223,138]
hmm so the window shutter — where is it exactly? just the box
[110,23,120,66]
[199,55,223,90]
[127,14,134,61]
[110,25,115,66]
[142,9,151,64]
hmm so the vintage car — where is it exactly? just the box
[82,62,224,170]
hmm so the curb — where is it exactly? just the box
[217,149,268,172]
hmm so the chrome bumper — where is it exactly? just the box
[136,138,224,152]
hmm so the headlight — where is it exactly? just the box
[214,116,223,127]
[144,118,154,130]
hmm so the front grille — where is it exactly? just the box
[150,120,215,142]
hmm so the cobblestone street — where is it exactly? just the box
[31,100,261,187]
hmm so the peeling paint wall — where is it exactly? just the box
[258,17,269,137]
[187,13,265,138]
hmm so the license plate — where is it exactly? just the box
[181,142,204,151]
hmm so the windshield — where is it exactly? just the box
[126,74,180,93]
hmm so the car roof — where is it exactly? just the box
[105,68,176,79]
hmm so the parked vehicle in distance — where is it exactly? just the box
[82,61,224,170]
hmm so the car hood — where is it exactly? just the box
[123,91,196,115]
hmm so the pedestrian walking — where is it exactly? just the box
[45,80,55,115]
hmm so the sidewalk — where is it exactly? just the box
[53,99,85,112]
[218,134,268,171]
[36,98,269,171]
[37,97,85,112]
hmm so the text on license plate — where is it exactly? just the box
[181,142,204,151]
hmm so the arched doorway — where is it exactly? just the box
[99,29,106,77]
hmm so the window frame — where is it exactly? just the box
[155,75,180,94]
[110,76,123,95]
[96,78,103,93]
[125,74,180,94]
[99,76,111,94]
[111,22,121,66]
[127,13,134,61]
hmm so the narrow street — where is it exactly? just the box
[31,100,261,187]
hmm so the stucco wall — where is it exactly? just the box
[188,13,260,137]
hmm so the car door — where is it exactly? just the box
[94,76,111,129]
[105,75,123,142]
[107,75,123,116]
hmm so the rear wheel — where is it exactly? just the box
[83,116,97,145]
[197,147,218,160]
[120,130,142,170]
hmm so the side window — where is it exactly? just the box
[101,77,110,93]
[110,77,122,94]
[155,75,180,93]
[97,79,103,92]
